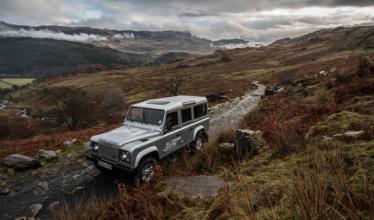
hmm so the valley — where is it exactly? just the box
[0,21,254,77]
[0,23,373,219]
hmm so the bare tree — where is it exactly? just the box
[96,88,125,122]
[47,87,95,130]
[165,72,186,96]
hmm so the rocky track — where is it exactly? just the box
[209,83,265,138]
[0,84,264,219]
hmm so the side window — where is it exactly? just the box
[194,104,207,119]
[181,108,192,123]
[166,111,179,129]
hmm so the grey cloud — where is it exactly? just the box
[177,10,219,17]
[0,0,374,44]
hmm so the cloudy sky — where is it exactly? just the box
[1,0,374,42]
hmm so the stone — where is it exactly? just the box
[37,150,57,160]
[164,175,229,199]
[30,203,43,217]
[235,129,262,159]
[73,174,80,179]
[333,130,365,140]
[265,85,282,96]
[48,201,61,210]
[321,136,333,143]
[83,142,91,150]
[7,168,15,176]
[0,187,10,195]
[2,154,41,170]
[343,130,365,138]
[37,181,49,191]
[218,142,236,159]
[63,138,76,147]
[218,142,235,150]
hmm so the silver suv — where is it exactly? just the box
[87,96,209,183]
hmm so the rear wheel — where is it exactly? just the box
[191,132,204,152]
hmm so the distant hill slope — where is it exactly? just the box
[0,21,250,54]
[0,37,147,76]
[0,21,256,76]
[7,24,374,111]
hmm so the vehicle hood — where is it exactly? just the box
[91,125,160,147]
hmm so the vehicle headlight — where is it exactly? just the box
[90,142,99,152]
[120,151,130,163]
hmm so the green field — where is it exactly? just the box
[0,78,35,89]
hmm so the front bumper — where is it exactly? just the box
[87,154,135,173]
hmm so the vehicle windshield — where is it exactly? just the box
[126,107,164,125]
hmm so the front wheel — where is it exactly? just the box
[135,157,157,184]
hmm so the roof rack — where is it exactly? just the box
[182,100,196,106]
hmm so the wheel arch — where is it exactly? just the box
[134,146,159,168]
[193,125,205,140]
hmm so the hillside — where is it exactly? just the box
[7,25,374,114]
[0,21,256,76]
[0,24,373,219]
[0,37,147,76]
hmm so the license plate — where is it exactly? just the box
[97,160,112,170]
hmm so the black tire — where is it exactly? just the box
[191,132,204,152]
[135,157,157,185]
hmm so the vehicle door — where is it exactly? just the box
[160,111,183,155]
[180,107,194,145]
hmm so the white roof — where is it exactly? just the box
[132,95,207,111]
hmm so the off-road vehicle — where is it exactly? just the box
[87,96,209,183]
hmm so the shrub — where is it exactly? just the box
[98,184,185,220]
[52,196,112,220]
[290,152,374,219]
[240,94,339,157]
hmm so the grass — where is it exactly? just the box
[47,73,374,220]
[60,144,87,157]
[52,196,113,220]
[0,78,35,89]
[0,81,12,89]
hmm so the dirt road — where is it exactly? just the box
[0,84,264,219]
[209,83,265,138]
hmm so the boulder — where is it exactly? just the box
[218,142,235,150]
[48,201,61,210]
[235,129,263,159]
[37,150,57,160]
[2,154,40,170]
[342,130,365,138]
[218,142,236,160]
[265,84,283,96]
[29,203,43,217]
[333,130,365,141]
[0,187,10,195]
[63,138,76,147]
[264,86,276,96]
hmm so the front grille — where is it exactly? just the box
[98,142,119,162]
